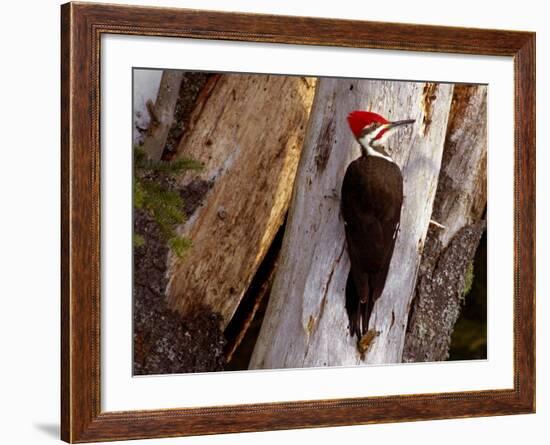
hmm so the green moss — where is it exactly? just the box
[463,262,474,297]
[449,232,487,361]
[169,236,193,258]
[134,234,145,248]
[134,146,203,174]
[133,146,203,258]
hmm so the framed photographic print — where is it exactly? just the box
[61,2,535,442]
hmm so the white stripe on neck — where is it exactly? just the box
[358,124,395,163]
[364,144,394,163]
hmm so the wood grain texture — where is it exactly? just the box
[166,73,316,328]
[403,85,488,362]
[61,2,535,442]
[140,70,183,161]
[514,35,536,412]
[249,79,453,369]
[60,5,71,440]
[70,1,531,55]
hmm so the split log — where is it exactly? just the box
[140,70,184,161]
[403,85,487,362]
[223,222,284,364]
[249,78,454,369]
[166,74,317,329]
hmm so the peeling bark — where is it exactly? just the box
[223,222,284,363]
[403,85,487,362]
[249,78,454,369]
[403,222,485,362]
[166,74,317,329]
[140,70,184,161]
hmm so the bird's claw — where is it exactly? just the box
[357,329,379,359]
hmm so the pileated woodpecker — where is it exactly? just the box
[342,111,414,343]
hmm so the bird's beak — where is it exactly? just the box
[387,119,415,129]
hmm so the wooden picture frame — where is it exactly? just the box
[61,2,535,442]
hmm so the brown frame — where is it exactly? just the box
[61,1,536,442]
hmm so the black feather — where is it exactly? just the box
[341,155,403,338]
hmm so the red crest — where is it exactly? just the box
[347,111,388,138]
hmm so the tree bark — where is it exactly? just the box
[166,74,317,329]
[403,85,487,362]
[249,78,454,369]
[140,70,183,161]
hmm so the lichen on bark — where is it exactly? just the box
[403,221,485,362]
[402,84,487,363]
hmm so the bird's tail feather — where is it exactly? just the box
[363,274,376,335]
[361,302,370,336]
[346,271,380,340]
[345,273,361,339]
[346,272,374,339]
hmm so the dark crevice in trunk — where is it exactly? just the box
[223,217,287,369]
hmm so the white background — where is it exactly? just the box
[103,37,514,411]
[0,0,545,444]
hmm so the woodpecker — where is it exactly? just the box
[342,111,414,344]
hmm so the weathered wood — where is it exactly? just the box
[140,70,183,160]
[223,222,283,364]
[62,3,536,441]
[250,78,453,369]
[166,74,317,329]
[403,85,487,362]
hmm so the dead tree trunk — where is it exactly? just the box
[133,69,162,146]
[141,70,184,161]
[403,85,487,362]
[249,78,454,369]
[166,74,317,329]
